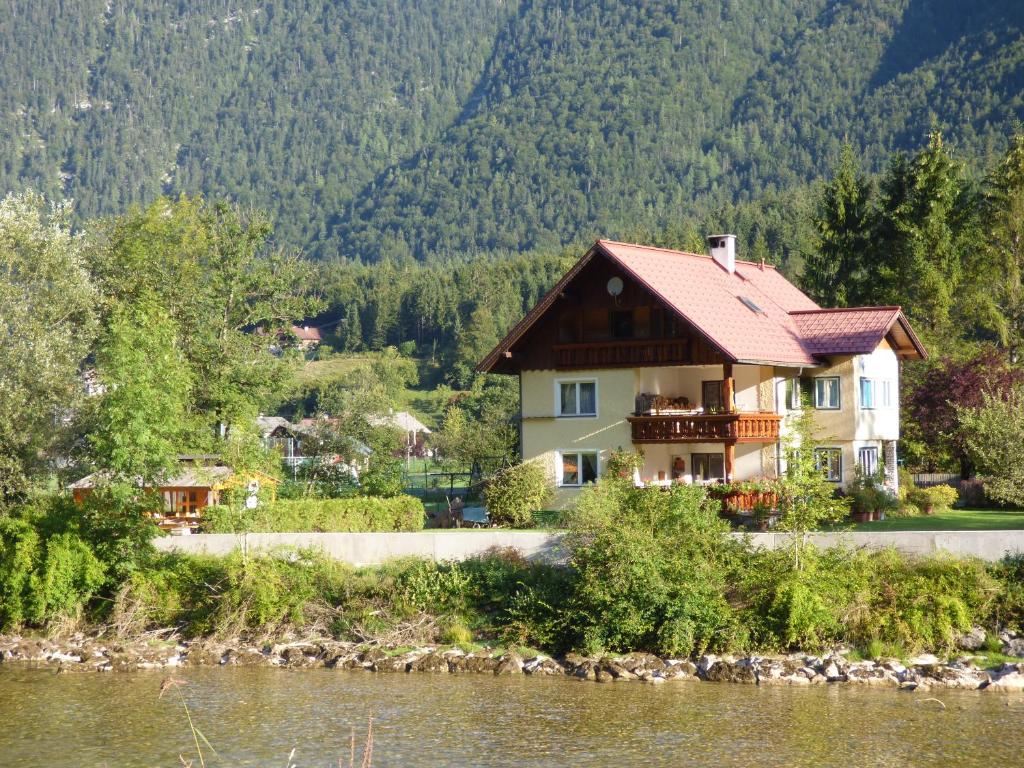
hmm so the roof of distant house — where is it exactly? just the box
[255,415,298,437]
[369,410,432,434]
[69,465,235,491]
[291,324,323,342]
[478,239,926,371]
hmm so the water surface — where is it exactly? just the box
[1,667,1021,767]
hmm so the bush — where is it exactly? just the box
[907,485,959,514]
[483,461,552,528]
[563,479,741,656]
[200,495,425,533]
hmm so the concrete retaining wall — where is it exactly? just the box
[154,530,568,566]
[153,529,1024,565]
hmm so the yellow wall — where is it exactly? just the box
[774,343,901,486]
[520,368,634,508]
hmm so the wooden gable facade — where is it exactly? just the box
[489,249,727,374]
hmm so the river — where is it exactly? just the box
[1,667,1021,767]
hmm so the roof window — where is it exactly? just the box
[739,296,766,315]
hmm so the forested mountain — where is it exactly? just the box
[2,0,1024,261]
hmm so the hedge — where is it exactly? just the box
[199,496,425,533]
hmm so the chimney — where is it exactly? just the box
[707,234,736,274]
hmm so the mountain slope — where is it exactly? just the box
[342,0,1024,260]
[1,0,1023,260]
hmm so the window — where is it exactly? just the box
[692,453,725,483]
[861,378,894,409]
[880,380,894,408]
[858,446,879,476]
[559,451,598,486]
[860,378,875,409]
[739,295,766,315]
[784,378,802,410]
[814,448,843,482]
[814,377,840,409]
[557,380,597,417]
[610,309,633,339]
[702,380,724,413]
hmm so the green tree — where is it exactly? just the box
[88,197,322,437]
[957,386,1024,507]
[777,406,851,570]
[90,293,192,483]
[0,192,96,502]
[980,132,1024,359]
[868,133,968,343]
[802,143,874,306]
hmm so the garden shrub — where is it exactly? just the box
[906,485,959,514]
[562,479,741,656]
[483,461,552,528]
[200,495,425,533]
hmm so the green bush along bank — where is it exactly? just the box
[2,482,1023,660]
[199,496,425,534]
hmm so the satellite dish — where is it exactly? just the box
[607,277,624,297]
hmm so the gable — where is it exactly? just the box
[481,248,729,373]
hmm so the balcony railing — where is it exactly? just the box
[552,339,689,368]
[628,412,782,444]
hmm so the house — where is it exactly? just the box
[256,415,304,466]
[369,410,432,457]
[477,236,926,506]
[290,324,323,351]
[69,455,280,531]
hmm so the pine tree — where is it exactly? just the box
[803,143,874,307]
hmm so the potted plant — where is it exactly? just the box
[751,500,776,531]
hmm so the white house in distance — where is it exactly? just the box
[477,236,927,506]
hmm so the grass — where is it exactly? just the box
[839,508,1024,532]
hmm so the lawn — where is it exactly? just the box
[840,508,1024,532]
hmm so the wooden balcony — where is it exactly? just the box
[628,411,782,444]
[552,339,690,368]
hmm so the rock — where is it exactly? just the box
[908,654,940,666]
[594,667,614,683]
[705,661,757,684]
[957,626,987,651]
[223,648,269,667]
[569,659,599,682]
[988,670,1024,691]
[663,661,698,680]
[372,655,412,673]
[462,655,501,674]
[696,655,717,678]
[822,662,844,682]
[494,653,524,676]
[186,645,226,666]
[601,660,636,680]
[359,648,387,667]
[880,659,907,676]
[645,673,667,684]
[618,653,666,675]
[1001,638,1024,658]
[410,652,450,673]
[523,656,565,676]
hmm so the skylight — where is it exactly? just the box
[739,295,766,315]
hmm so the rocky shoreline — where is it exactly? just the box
[2,633,1023,692]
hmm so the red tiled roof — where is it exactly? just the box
[791,307,927,359]
[478,239,926,372]
[597,240,820,365]
[291,325,323,341]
